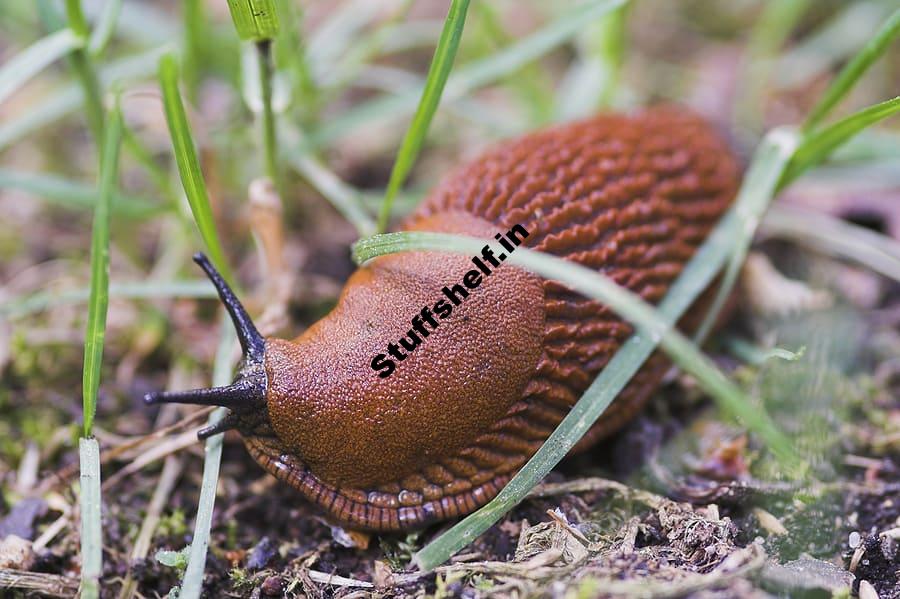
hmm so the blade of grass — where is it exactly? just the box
[226,0,279,41]
[699,13,900,340]
[78,98,123,599]
[473,1,554,123]
[0,169,161,218]
[828,129,900,163]
[273,0,318,122]
[377,0,471,232]
[319,1,418,91]
[312,0,627,146]
[782,96,900,186]
[762,203,900,283]
[774,0,894,91]
[82,101,124,437]
[803,7,900,131]
[64,0,105,143]
[305,0,384,82]
[158,52,233,283]
[692,128,799,344]
[177,317,235,599]
[0,45,166,152]
[88,0,122,56]
[182,0,204,100]
[256,40,281,190]
[282,125,376,236]
[78,437,102,599]
[0,28,83,106]
[2,280,216,320]
[696,98,900,344]
[64,0,89,36]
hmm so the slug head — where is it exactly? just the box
[143,253,269,439]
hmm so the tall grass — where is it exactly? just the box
[63,0,105,143]
[178,321,235,599]
[79,99,124,599]
[377,0,470,232]
[0,28,82,106]
[158,52,233,283]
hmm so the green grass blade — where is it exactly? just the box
[88,0,123,55]
[283,126,376,236]
[783,96,900,186]
[698,102,900,342]
[64,0,89,37]
[78,437,102,599]
[803,8,900,131]
[0,45,166,152]
[773,1,895,92]
[306,0,386,82]
[256,40,280,190]
[377,0,471,232]
[692,129,799,343]
[313,0,627,146]
[181,0,203,99]
[0,169,162,218]
[64,0,105,143]
[82,100,123,438]
[353,227,801,569]
[177,317,235,599]
[0,28,83,106]
[226,0,279,41]
[78,98,123,598]
[1,280,216,320]
[762,203,900,283]
[468,1,554,124]
[158,51,233,282]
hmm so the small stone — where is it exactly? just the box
[850,531,862,549]
[247,537,277,571]
[0,535,35,570]
[859,580,879,599]
[373,560,395,588]
[260,575,284,596]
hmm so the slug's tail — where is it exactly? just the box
[143,253,267,440]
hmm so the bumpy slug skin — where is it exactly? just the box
[245,107,740,531]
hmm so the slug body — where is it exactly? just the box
[147,108,739,531]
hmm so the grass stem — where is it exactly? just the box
[256,39,281,191]
[64,0,105,143]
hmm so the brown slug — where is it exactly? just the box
[145,107,740,531]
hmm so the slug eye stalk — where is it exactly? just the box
[143,253,267,437]
[192,253,265,362]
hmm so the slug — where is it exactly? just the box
[146,107,740,531]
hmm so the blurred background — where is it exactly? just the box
[0,0,899,597]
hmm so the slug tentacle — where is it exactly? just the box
[143,374,265,410]
[192,252,265,363]
[144,252,267,429]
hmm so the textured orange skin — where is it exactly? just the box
[244,108,740,531]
